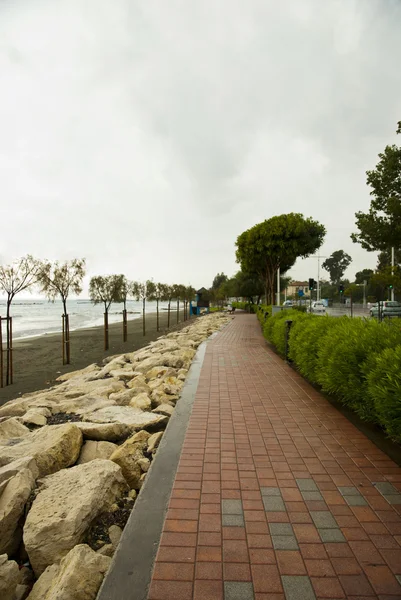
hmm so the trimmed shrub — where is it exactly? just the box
[315,318,401,421]
[367,345,401,441]
[288,315,343,384]
[257,310,401,441]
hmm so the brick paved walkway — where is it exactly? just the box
[147,314,401,599]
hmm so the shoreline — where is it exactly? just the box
[0,309,188,405]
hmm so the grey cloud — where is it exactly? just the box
[0,0,400,289]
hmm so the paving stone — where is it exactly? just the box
[222,514,245,527]
[296,479,318,492]
[272,535,299,550]
[263,496,286,512]
[338,486,361,496]
[384,494,401,505]
[282,575,316,600]
[375,482,397,495]
[318,528,346,543]
[301,491,323,501]
[222,500,243,515]
[344,495,367,506]
[310,511,338,529]
[269,523,293,536]
[224,581,254,600]
[260,487,281,496]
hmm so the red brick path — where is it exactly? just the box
[148,314,401,599]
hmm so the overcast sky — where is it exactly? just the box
[0,0,400,294]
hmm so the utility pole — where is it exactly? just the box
[391,246,395,301]
[276,266,280,305]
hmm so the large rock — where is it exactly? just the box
[108,368,137,381]
[24,460,128,576]
[0,457,39,487]
[0,554,20,600]
[74,422,133,442]
[152,404,174,418]
[110,430,150,489]
[0,418,30,441]
[83,406,168,431]
[0,468,36,555]
[21,409,49,427]
[26,544,110,600]
[160,353,184,369]
[0,425,83,478]
[56,363,100,382]
[108,388,138,406]
[77,441,117,464]
[133,354,164,373]
[146,366,176,380]
[53,396,115,416]
[129,393,151,411]
[147,432,163,454]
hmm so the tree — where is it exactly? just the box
[377,248,401,271]
[212,272,228,290]
[172,284,186,324]
[354,269,374,285]
[131,280,155,336]
[39,258,86,364]
[322,250,352,284]
[161,285,175,329]
[183,286,196,319]
[233,270,264,304]
[89,274,123,350]
[351,121,401,253]
[148,283,168,331]
[235,213,325,304]
[0,255,42,384]
[113,275,129,341]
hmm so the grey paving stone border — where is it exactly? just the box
[96,340,207,600]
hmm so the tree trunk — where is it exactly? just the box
[6,298,11,385]
[143,298,146,336]
[104,311,109,351]
[123,309,127,342]
[156,298,159,331]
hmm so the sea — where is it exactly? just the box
[0,299,171,342]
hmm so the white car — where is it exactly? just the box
[310,301,326,314]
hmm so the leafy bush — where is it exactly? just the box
[288,316,342,383]
[264,309,309,357]
[316,318,401,420]
[232,301,258,313]
[257,310,401,441]
[367,345,401,440]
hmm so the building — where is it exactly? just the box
[286,281,310,297]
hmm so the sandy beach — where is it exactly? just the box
[0,309,187,405]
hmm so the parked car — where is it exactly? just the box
[283,300,293,307]
[370,301,401,318]
[309,301,326,314]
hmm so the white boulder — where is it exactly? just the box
[24,460,128,576]
[26,544,111,600]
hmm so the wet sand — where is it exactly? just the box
[0,310,189,405]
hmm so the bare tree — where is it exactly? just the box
[0,255,42,384]
[89,274,122,351]
[148,282,168,331]
[38,258,86,364]
[184,286,196,320]
[162,285,175,329]
[173,284,186,324]
[113,275,129,341]
[131,280,155,336]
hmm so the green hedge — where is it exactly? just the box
[260,311,401,442]
[232,301,258,313]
